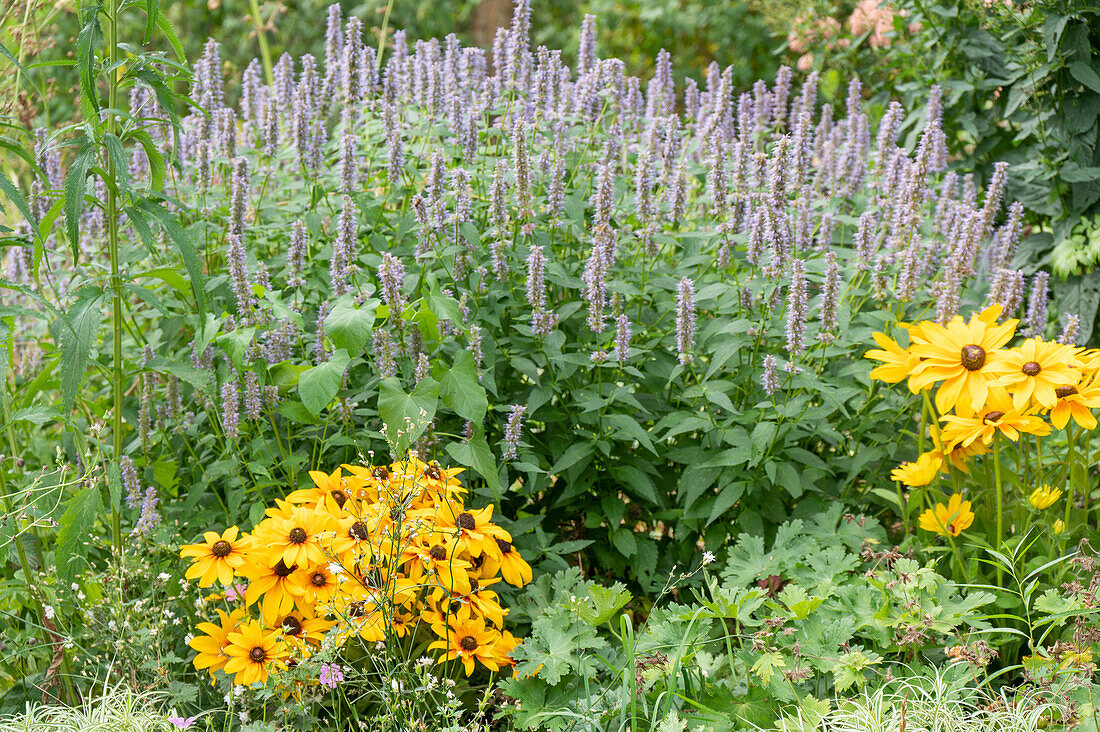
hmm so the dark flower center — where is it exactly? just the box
[457,512,476,530]
[425,465,442,481]
[470,578,480,592]
[331,490,348,507]
[960,345,986,371]
[311,572,327,587]
[983,411,1005,423]
[211,540,233,558]
[459,635,478,652]
[496,538,512,555]
[373,467,390,480]
[282,616,303,636]
[349,521,370,541]
[288,527,308,544]
[273,560,296,577]
[249,647,267,662]
[390,507,405,522]
[1056,386,1079,398]
[1022,361,1041,376]
[429,545,448,561]
[470,554,485,570]
[348,601,365,618]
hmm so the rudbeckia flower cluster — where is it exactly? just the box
[180,455,531,686]
[867,304,1100,536]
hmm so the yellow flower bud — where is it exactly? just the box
[1053,519,1066,535]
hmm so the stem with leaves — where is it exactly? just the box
[104,0,124,559]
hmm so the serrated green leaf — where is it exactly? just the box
[56,486,103,583]
[137,199,207,312]
[54,288,105,412]
[64,142,95,263]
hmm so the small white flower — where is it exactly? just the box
[702,551,716,566]
[70,583,79,591]
[43,605,55,620]
[158,572,171,581]
[76,591,85,601]
[328,562,345,575]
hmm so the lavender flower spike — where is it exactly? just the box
[502,405,526,460]
[762,355,779,396]
[676,277,696,365]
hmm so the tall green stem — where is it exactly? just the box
[246,0,274,85]
[993,435,1004,585]
[105,0,124,557]
[1064,425,1079,530]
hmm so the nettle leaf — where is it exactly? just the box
[298,348,351,416]
[56,485,103,583]
[137,199,207,312]
[53,288,105,412]
[437,350,487,424]
[377,376,439,454]
[325,295,377,354]
[63,141,95,262]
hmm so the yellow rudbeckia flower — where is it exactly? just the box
[890,452,942,486]
[918,494,974,537]
[908,304,1017,416]
[1028,485,1062,510]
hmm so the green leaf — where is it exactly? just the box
[128,129,166,190]
[54,288,105,412]
[445,425,501,500]
[146,356,209,389]
[64,142,95,263]
[107,460,122,512]
[7,405,61,427]
[0,172,42,246]
[1069,61,1100,94]
[437,350,487,424]
[324,295,376,354]
[56,485,103,583]
[377,376,439,455]
[298,349,351,416]
[137,199,207,312]
[216,326,255,369]
[576,582,632,626]
[75,5,102,121]
[751,652,786,685]
[102,133,130,197]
